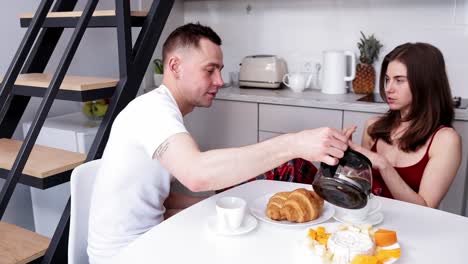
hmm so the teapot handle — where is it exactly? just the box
[305,73,313,89]
[282,73,290,87]
[344,50,356,81]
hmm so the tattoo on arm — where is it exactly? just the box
[156,140,170,159]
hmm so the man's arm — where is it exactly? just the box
[154,127,348,192]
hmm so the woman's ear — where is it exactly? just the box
[167,56,181,79]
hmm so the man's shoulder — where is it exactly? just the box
[119,90,178,120]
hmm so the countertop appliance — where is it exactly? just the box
[357,94,468,109]
[321,50,356,94]
[239,55,287,89]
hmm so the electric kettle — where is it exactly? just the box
[321,50,356,94]
[312,149,372,209]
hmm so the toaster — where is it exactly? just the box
[239,55,287,89]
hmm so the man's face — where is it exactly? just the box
[178,38,224,109]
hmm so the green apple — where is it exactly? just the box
[82,103,94,118]
[95,99,107,105]
[93,103,108,117]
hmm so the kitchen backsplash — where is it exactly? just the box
[183,0,468,97]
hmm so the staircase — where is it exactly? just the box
[0,0,174,263]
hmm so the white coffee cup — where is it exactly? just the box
[335,194,382,222]
[282,72,312,92]
[216,196,246,231]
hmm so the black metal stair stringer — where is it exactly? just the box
[89,0,175,160]
[41,1,176,263]
[0,0,78,139]
[0,0,55,138]
[0,0,99,217]
[0,0,54,110]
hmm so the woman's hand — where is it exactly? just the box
[342,125,357,141]
[348,140,390,170]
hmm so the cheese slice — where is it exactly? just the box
[327,230,375,264]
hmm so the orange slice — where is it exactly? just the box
[351,255,381,264]
[376,248,401,262]
[374,229,397,247]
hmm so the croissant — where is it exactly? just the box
[266,188,324,223]
[266,191,290,220]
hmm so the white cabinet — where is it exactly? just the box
[343,111,380,145]
[184,100,258,150]
[259,104,342,134]
[258,131,282,142]
[440,120,468,215]
[23,112,99,237]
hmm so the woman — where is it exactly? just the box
[350,42,462,208]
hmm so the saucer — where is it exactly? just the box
[207,214,258,236]
[333,212,384,226]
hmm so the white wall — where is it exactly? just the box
[184,0,468,97]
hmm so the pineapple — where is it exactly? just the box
[352,32,383,94]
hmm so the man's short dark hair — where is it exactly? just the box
[162,22,222,64]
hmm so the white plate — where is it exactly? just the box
[249,193,335,227]
[300,222,400,264]
[333,211,384,226]
[207,214,258,236]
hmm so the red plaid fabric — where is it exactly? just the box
[217,159,318,193]
[258,158,318,184]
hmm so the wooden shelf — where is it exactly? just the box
[1,73,117,101]
[5,73,118,91]
[19,10,148,19]
[0,138,86,178]
[19,10,148,28]
[0,222,50,264]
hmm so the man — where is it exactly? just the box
[87,23,348,263]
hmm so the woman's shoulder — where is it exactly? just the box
[365,116,380,128]
[434,127,460,141]
[430,127,461,153]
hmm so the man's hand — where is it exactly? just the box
[295,127,348,166]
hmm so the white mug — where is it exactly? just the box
[335,194,382,222]
[282,72,312,93]
[216,196,246,231]
[321,50,356,94]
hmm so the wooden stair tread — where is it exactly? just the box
[19,10,148,19]
[0,222,50,264]
[1,73,118,91]
[0,139,86,178]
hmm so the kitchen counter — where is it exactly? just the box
[216,87,468,121]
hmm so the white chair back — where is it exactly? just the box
[68,159,101,264]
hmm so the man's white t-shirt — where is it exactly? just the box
[87,85,187,263]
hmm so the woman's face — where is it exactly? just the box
[384,60,413,117]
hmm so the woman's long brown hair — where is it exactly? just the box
[368,43,454,152]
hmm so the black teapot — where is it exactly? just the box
[312,148,372,209]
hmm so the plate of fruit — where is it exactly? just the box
[300,222,401,264]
